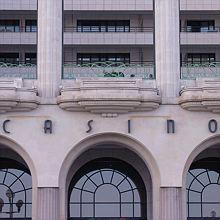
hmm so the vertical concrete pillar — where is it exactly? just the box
[37,0,62,100]
[160,187,182,220]
[37,187,59,220]
[154,0,180,102]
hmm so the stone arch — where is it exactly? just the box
[59,132,161,220]
[182,134,220,219]
[0,135,38,220]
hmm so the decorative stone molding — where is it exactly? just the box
[0,78,40,113]
[179,78,220,113]
[57,78,161,116]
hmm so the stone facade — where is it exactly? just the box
[0,0,220,220]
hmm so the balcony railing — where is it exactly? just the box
[181,26,220,32]
[181,62,220,79]
[64,26,153,32]
[0,26,37,33]
[63,61,155,80]
[0,62,37,79]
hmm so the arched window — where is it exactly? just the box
[186,158,220,219]
[0,158,32,219]
[68,158,147,219]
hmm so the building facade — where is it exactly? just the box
[0,0,220,219]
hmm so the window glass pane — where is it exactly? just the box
[121,204,133,217]
[95,204,120,217]
[203,204,220,217]
[188,204,201,217]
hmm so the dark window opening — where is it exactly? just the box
[0,53,19,64]
[76,20,130,32]
[0,20,20,32]
[76,53,130,65]
[25,53,37,64]
[186,20,215,32]
[185,53,215,64]
[25,20,37,32]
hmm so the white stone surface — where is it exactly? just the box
[37,0,63,98]
[64,32,153,45]
[154,0,180,102]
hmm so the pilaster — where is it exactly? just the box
[154,0,180,103]
[160,187,182,220]
[37,0,63,100]
[37,187,60,220]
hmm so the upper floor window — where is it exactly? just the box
[0,20,19,32]
[76,20,130,32]
[186,20,215,32]
[186,53,215,64]
[25,20,37,32]
[76,53,130,65]
[25,53,37,64]
[0,53,19,64]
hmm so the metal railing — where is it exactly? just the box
[181,61,220,79]
[181,26,220,32]
[0,26,37,33]
[63,61,155,80]
[0,62,37,79]
[64,26,153,32]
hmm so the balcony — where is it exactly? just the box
[64,0,153,11]
[0,0,37,10]
[59,61,159,116]
[0,78,39,113]
[64,27,153,45]
[180,62,220,113]
[181,27,220,45]
[0,62,37,79]
[180,0,220,11]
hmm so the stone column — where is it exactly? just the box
[160,187,182,220]
[37,187,59,220]
[154,0,180,103]
[37,0,62,100]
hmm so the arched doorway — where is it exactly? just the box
[64,144,154,220]
[68,157,147,219]
[0,145,32,219]
[186,144,220,219]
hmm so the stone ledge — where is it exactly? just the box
[57,78,161,116]
[0,78,40,113]
[179,78,220,113]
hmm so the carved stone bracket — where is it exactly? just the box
[57,78,161,116]
[0,78,40,113]
[179,78,220,113]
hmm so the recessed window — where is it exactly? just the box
[0,158,32,219]
[186,20,215,32]
[25,20,37,32]
[187,158,220,219]
[76,53,130,65]
[76,20,130,32]
[0,20,20,32]
[25,53,37,64]
[68,158,147,219]
[186,53,215,64]
[0,53,19,64]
